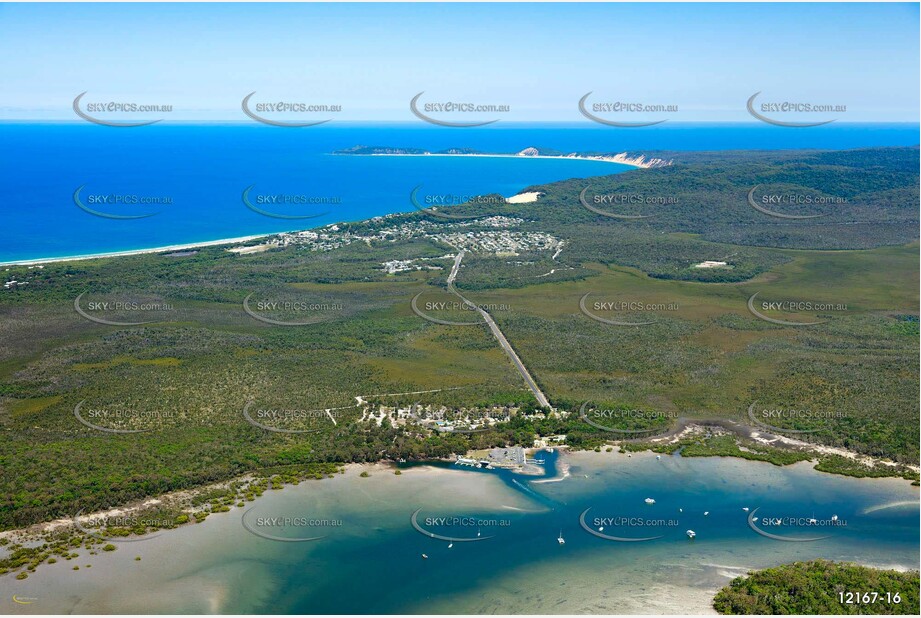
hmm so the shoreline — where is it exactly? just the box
[349,151,665,169]
[0,462,374,544]
[641,419,921,476]
[1,149,663,266]
[0,233,275,268]
[2,451,917,615]
[2,438,915,545]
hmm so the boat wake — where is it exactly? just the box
[510,478,561,507]
[500,505,547,513]
[862,500,919,515]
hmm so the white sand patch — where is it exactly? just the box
[692,261,729,269]
[226,244,272,254]
[506,191,542,204]
[749,431,920,473]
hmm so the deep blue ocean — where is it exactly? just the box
[1,122,917,263]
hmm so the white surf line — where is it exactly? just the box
[0,233,275,267]
[447,251,552,409]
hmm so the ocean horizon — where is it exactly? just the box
[2,2,919,615]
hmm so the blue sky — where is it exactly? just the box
[1,2,918,121]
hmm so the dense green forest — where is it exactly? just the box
[1,146,917,532]
[713,560,920,614]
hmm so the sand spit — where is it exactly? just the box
[638,419,919,475]
[364,148,672,169]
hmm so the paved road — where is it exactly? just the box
[447,250,551,408]
[447,250,464,285]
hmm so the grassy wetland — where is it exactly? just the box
[1,147,917,582]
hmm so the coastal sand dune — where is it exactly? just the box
[505,191,542,204]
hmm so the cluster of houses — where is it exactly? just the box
[360,402,516,432]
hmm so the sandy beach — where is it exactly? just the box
[1,452,916,614]
[0,461,538,614]
[359,151,668,169]
[0,234,275,267]
[2,148,666,267]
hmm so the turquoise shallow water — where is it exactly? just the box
[2,452,917,614]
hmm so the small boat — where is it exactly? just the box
[598,526,604,532]
[557,529,565,545]
[421,554,428,559]
[752,516,759,522]
[703,511,709,516]
[831,514,838,521]
[656,455,661,460]
[686,530,696,539]
[476,529,481,537]
[447,543,453,549]
[807,517,817,524]
[742,507,749,512]
[644,498,656,505]
[548,448,554,453]
[678,508,683,513]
